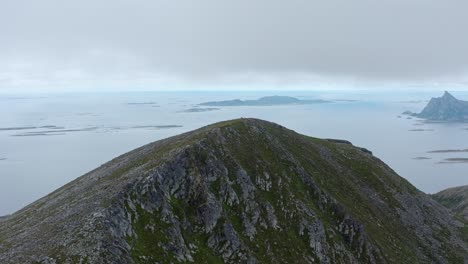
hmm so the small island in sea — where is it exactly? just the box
[127,102,158,105]
[438,158,468,164]
[403,91,468,122]
[200,95,329,106]
[413,157,431,160]
[181,107,220,113]
[408,128,434,132]
[428,148,468,153]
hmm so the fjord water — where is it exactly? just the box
[0,91,467,215]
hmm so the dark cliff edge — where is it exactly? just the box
[0,118,466,263]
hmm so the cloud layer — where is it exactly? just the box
[1,0,468,91]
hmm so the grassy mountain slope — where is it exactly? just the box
[0,118,466,263]
[433,185,468,222]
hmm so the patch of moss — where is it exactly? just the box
[126,205,173,263]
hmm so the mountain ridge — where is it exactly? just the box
[433,185,468,222]
[0,118,466,263]
[411,91,468,121]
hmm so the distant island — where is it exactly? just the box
[413,157,431,160]
[127,102,158,105]
[428,148,468,153]
[438,158,468,164]
[404,91,468,121]
[181,107,220,113]
[200,95,329,106]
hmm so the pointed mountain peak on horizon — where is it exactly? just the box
[414,90,468,121]
[442,90,456,99]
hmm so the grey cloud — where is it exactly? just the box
[1,0,468,90]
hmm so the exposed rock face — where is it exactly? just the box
[0,118,466,263]
[415,91,468,121]
[433,185,468,222]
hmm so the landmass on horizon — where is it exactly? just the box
[200,95,329,107]
[404,91,468,122]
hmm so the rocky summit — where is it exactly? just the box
[0,118,466,263]
[415,91,468,121]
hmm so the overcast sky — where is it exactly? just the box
[1,0,468,92]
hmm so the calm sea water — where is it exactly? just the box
[0,90,467,215]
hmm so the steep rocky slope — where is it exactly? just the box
[433,185,468,222]
[0,118,466,263]
[415,91,468,121]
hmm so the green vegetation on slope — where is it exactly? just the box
[1,118,466,263]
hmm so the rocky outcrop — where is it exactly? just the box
[413,91,468,121]
[0,118,466,263]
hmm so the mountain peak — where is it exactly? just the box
[0,119,466,263]
[415,91,468,121]
[442,91,456,100]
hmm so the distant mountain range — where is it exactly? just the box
[406,91,468,121]
[0,119,466,263]
[200,95,329,106]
